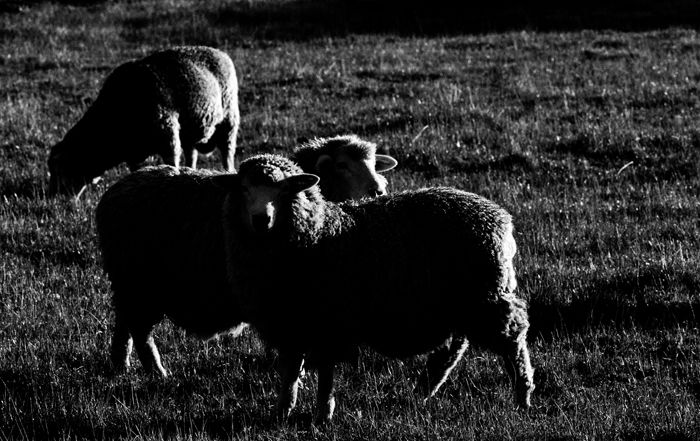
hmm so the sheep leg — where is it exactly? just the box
[158,115,182,169]
[489,297,535,409]
[127,161,146,172]
[415,335,469,400]
[110,311,133,373]
[130,322,168,378]
[498,332,534,409]
[182,147,198,169]
[277,351,305,421]
[315,361,336,425]
[212,117,238,172]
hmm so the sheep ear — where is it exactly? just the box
[314,154,333,173]
[283,173,319,194]
[375,154,398,172]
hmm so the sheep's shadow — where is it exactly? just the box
[3,241,96,268]
[0,348,283,439]
[0,174,47,200]
[526,267,699,341]
[1,0,107,12]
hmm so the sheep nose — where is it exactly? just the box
[251,214,272,232]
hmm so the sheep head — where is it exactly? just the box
[238,154,320,234]
[47,141,95,197]
[314,149,397,201]
[293,135,398,202]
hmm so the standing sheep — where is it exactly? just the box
[96,137,397,377]
[291,135,397,201]
[48,45,239,197]
[223,154,534,423]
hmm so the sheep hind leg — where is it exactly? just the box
[315,361,336,425]
[499,333,534,409]
[157,115,182,169]
[276,351,305,421]
[211,117,238,172]
[129,321,168,378]
[414,335,469,400]
[489,298,535,409]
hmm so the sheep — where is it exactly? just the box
[48,45,239,197]
[96,165,238,377]
[291,135,397,201]
[223,154,535,423]
[95,138,397,378]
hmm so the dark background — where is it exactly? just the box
[5,0,700,37]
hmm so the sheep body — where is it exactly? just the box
[49,45,239,196]
[96,137,395,376]
[96,165,241,376]
[224,154,534,421]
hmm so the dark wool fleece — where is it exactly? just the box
[225,156,522,363]
[97,165,243,338]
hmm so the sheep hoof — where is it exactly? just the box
[313,414,333,427]
[276,408,293,424]
[516,383,534,409]
[110,365,129,377]
[314,397,335,426]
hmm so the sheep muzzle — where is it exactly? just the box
[251,212,274,233]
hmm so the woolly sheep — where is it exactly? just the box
[96,137,396,377]
[223,154,535,423]
[291,135,397,201]
[49,45,239,197]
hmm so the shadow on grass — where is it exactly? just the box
[527,267,700,341]
[206,0,700,39]
[0,175,48,200]
[1,233,95,268]
[0,349,283,439]
[622,430,698,441]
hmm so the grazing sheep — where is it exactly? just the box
[49,45,239,197]
[96,139,396,377]
[223,154,534,423]
[291,135,397,201]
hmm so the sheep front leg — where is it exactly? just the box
[277,351,305,421]
[110,311,133,373]
[415,335,469,400]
[315,361,336,425]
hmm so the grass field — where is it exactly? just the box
[1,1,699,439]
